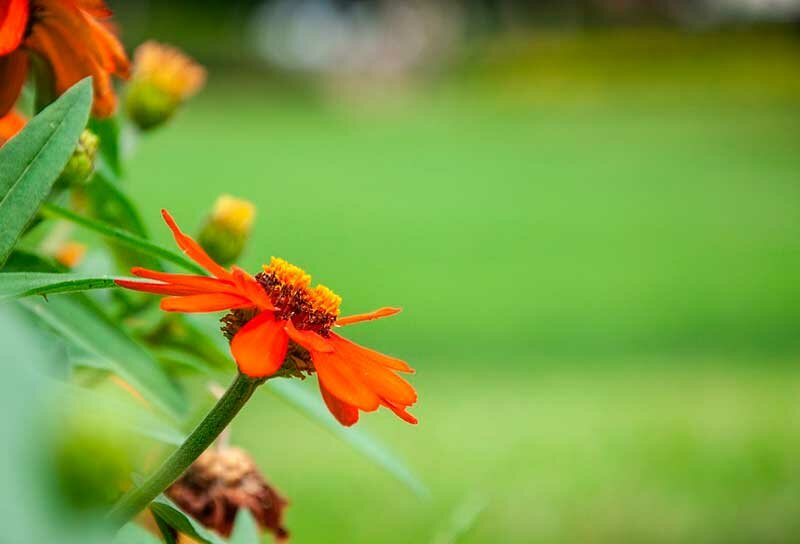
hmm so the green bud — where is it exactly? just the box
[125,80,181,131]
[197,195,256,266]
[56,129,99,189]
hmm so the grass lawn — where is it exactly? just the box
[231,363,800,543]
[120,29,800,542]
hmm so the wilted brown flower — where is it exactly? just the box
[167,446,289,541]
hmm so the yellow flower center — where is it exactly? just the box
[256,257,341,333]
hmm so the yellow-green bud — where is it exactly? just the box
[56,129,99,189]
[197,195,256,266]
[125,80,181,130]
[125,41,207,131]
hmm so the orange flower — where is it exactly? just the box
[115,210,417,427]
[0,0,129,118]
[0,109,25,145]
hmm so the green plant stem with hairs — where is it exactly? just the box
[106,372,263,531]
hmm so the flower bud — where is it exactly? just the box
[54,241,87,269]
[197,195,255,266]
[167,446,289,540]
[125,41,206,131]
[56,129,99,188]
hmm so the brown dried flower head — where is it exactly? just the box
[167,447,289,541]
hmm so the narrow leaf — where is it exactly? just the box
[230,509,259,544]
[268,379,429,497]
[153,514,178,544]
[21,295,184,418]
[0,272,120,299]
[150,496,227,544]
[40,203,205,275]
[0,79,92,266]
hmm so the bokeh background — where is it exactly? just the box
[110,1,800,542]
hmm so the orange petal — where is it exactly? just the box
[329,335,417,406]
[327,332,414,373]
[160,293,252,313]
[336,307,401,327]
[319,382,359,427]
[0,50,27,116]
[114,278,206,296]
[131,268,238,294]
[161,209,232,280]
[0,0,28,55]
[312,350,380,411]
[230,312,289,378]
[284,320,333,353]
[76,0,113,20]
[0,109,25,145]
[231,266,274,311]
[383,400,418,425]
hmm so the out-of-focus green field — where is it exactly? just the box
[125,30,800,542]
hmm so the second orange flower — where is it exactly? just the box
[116,210,418,427]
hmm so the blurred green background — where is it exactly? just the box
[110,1,800,542]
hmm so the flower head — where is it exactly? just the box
[167,446,289,541]
[0,0,130,118]
[115,210,417,427]
[126,41,206,130]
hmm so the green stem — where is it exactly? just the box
[39,203,207,275]
[106,372,261,531]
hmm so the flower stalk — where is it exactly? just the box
[106,372,263,531]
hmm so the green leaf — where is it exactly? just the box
[21,295,185,418]
[0,272,120,299]
[432,494,487,544]
[0,78,92,267]
[267,379,429,498]
[40,203,206,275]
[229,509,259,544]
[150,496,227,544]
[153,514,178,544]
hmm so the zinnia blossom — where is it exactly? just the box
[115,210,417,427]
[0,0,129,118]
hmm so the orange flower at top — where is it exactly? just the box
[0,109,25,145]
[0,0,129,118]
[115,211,418,427]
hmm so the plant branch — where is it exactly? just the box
[106,372,262,531]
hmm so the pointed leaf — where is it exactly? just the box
[21,295,185,418]
[230,509,259,544]
[0,79,92,266]
[150,496,227,544]
[0,272,120,299]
